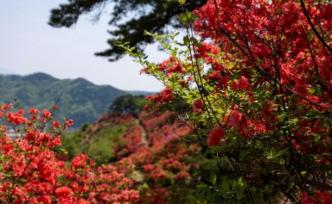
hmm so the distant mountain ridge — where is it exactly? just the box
[127,90,155,96]
[0,72,131,127]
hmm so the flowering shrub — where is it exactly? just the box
[123,0,332,202]
[0,104,139,203]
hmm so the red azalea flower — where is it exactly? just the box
[52,120,60,128]
[65,119,74,127]
[42,110,52,119]
[193,99,204,113]
[208,127,225,147]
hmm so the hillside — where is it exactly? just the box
[61,108,199,202]
[62,109,193,163]
[0,72,127,127]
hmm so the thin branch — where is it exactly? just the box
[210,0,331,108]
[185,26,216,127]
[300,0,332,54]
[301,25,332,94]
[216,26,329,110]
[188,26,222,127]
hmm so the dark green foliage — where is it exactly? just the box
[158,95,191,114]
[108,94,148,117]
[0,73,126,128]
[49,0,207,61]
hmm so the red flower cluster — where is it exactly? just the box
[300,191,332,204]
[146,88,173,104]
[195,0,332,110]
[0,104,139,204]
[159,56,184,74]
[140,0,332,202]
[207,127,224,147]
[193,99,204,113]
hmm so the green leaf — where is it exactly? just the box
[179,11,196,25]
[178,0,186,5]
[210,173,217,185]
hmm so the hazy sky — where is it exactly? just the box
[0,0,165,91]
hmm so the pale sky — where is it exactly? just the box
[0,0,165,91]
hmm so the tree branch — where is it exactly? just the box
[299,0,332,54]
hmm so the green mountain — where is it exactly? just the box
[0,73,127,127]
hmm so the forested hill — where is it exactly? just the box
[0,72,128,127]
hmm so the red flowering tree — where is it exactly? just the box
[123,0,332,203]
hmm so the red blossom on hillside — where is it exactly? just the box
[6,112,27,125]
[51,104,59,111]
[52,120,60,128]
[42,109,52,119]
[29,108,39,115]
[65,119,74,127]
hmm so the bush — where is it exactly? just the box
[123,0,332,202]
[0,105,139,203]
